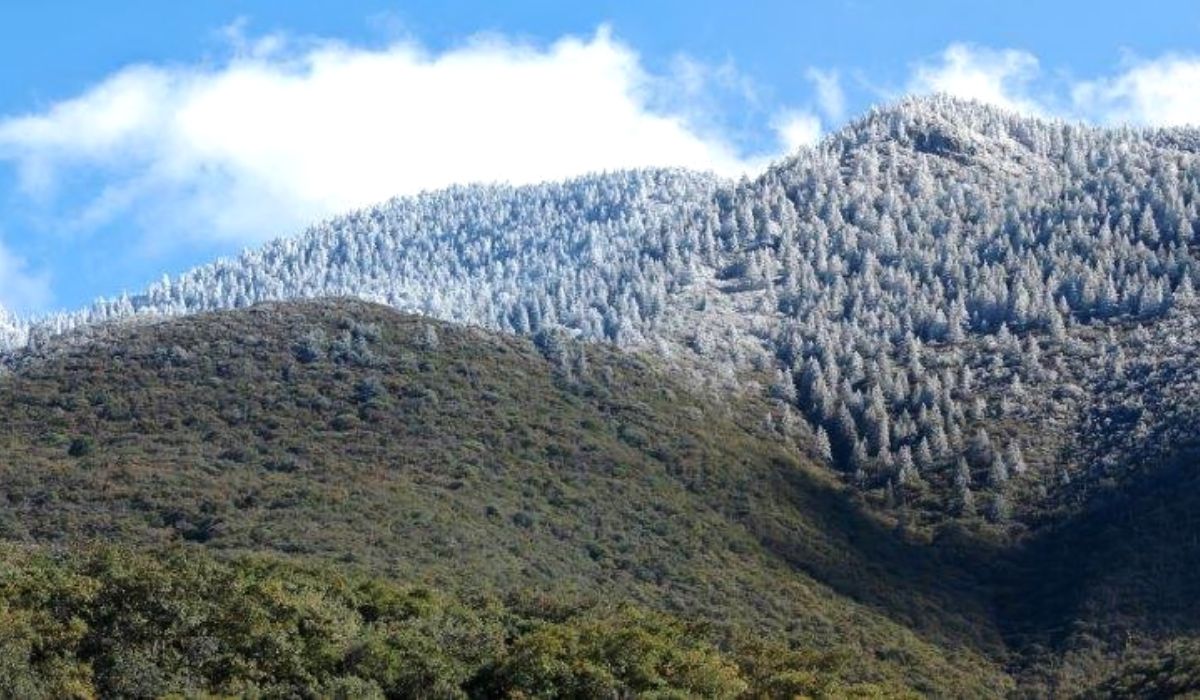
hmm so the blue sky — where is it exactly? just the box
[1,1,1199,315]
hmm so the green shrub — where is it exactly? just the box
[67,437,92,458]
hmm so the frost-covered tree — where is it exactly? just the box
[1003,442,1027,476]
[968,429,994,467]
[988,452,1009,486]
[770,368,798,403]
[988,492,1010,523]
[814,426,834,464]
[895,446,919,487]
[953,459,976,517]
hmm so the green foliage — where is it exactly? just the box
[1087,640,1200,699]
[476,605,746,698]
[0,543,926,698]
[732,636,921,699]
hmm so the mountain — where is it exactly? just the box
[2,95,1200,695]
[10,95,1200,534]
[0,298,1007,697]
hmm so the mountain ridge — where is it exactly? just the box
[7,95,1199,348]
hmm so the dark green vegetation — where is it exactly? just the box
[0,299,1197,697]
[1087,640,1200,699]
[0,543,920,698]
[999,442,1200,695]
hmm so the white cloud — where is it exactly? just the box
[0,238,50,314]
[907,43,1046,116]
[0,26,770,247]
[773,111,822,152]
[905,44,1200,128]
[1072,54,1200,127]
[805,68,845,122]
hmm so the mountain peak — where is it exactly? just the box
[762,94,1058,181]
[837,94,1048,154]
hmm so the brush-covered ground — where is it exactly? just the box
[0,299,1005,697]
[0,299,1197,697]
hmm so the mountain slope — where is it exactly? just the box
[0,298,1009,696]
[8,96,1200,528]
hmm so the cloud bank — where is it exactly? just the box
[1071,55,1200,127]
[773,111,822,153]
[908,44,1046,116]
[0,26,798,249]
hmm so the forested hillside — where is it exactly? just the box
[2,299,1198,695]
[6,96,1200,525]
[0,299,1009,697]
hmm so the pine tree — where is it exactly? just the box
[914,437,934,470]
[987,491,1010,523]
[852,438,871,475]
[969,397,987,420]
[968,428,993,467]
[953,459,976,517]
[1003,441,1026,475]
[836,402,858,456]
[1048,309,1068,341]
[866,407,891,457]
[895,446,918,487]
[988,452,1009,486]
[814,427,834,464]
[420,324,440,350]
[954,458,972,490]
[770,368,798,403]
[1173,272,1196,307]
[928,422,950,457]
